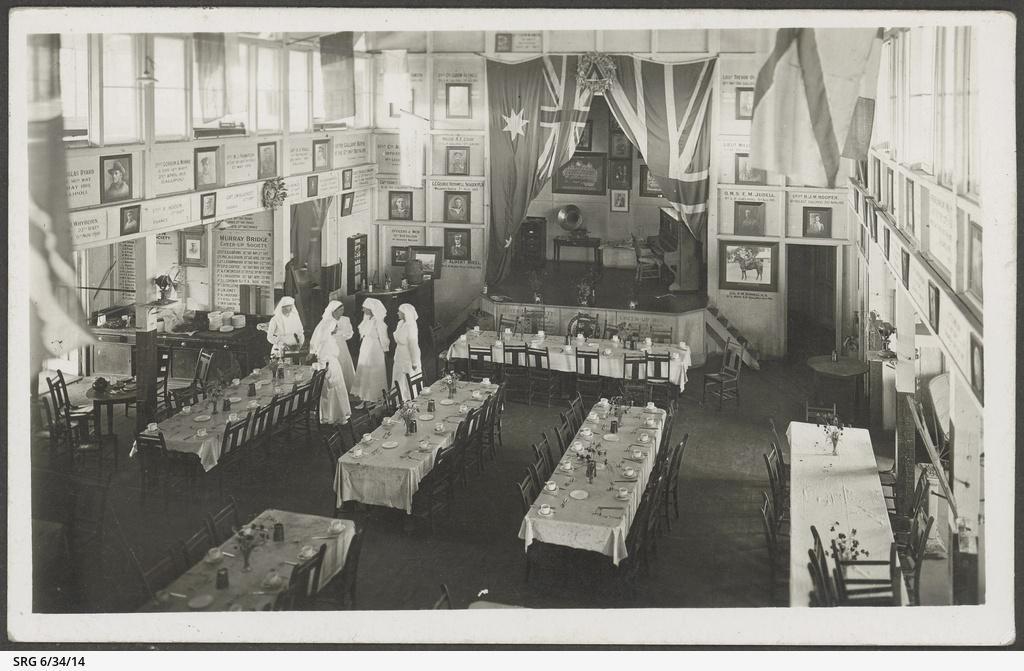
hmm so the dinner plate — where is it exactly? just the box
[188,594,214,610]
[382,441,399,449]
[229,397,243,403]
[603,434,620,441]
[569,490,589,500]
[193,415,212,422]
[439,399,456,406]
[418,414,434,421]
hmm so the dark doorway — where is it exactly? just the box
[786,244,836,362]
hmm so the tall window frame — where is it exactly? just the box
[99,32,143,145]
[152,34,190,142]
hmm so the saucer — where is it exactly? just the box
[203,552,223,564]
[418,414,434,421]
[298,548,317,561]
[537,508,554,517]
[569,490,589,500]
[261,577,285,590]
[229,397,243,403]
[382,441,399,449]
[193,415,212,422]
[615,493,631,501]
[439,399,456,406]
[188,594,214,609]
[603,434,620,441]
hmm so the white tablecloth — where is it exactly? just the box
[787,422,907,606]
[448,331,692,391]
[333,381,496,513]
[517,403,666,565]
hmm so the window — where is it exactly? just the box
[153,36,187,139]
[907,28,935,172]
[872,39,892,151]
[192,35,248,136]
[288,50,310,132]
[963,28,980,195]
[256,46,280,131]
[59,33,90,141]
[966,219,982,302]
[934,27,957,187]
[101,34,140,143]
[312,51,368,128]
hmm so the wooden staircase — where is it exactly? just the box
[705,306,761,371]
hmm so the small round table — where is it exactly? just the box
[86,386,137,466]
[806,355,869,424]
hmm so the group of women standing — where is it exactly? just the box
[266,296,421,426]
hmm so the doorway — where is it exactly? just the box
[786,244,837,361]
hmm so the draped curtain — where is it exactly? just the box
[194,33,226,123]
[320,32,355,120]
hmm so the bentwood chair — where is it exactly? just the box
[567,392,586,433]
[632,235,662,284]
[205,497,242,544]
[807,525,838,607]
[664,434,689,520]
[501,343,530,404]
[898,513,935,606]
[759,491,789,604]
[831,541,902,606]
[326,524,365,609]
[432,584,454,609]
[701,339,745,410]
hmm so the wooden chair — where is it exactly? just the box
[551,411,574,456]
[663,434,688,520]
[282,543,327,611]
[175,524,217,569]
[381,383,403,415]
[807,525,838,607]
[479,390,500,462]
[52,407,108,474]
[113,515,180,605]
[345,412,376,449]
[497,314,519,335]
[467,346,496,382]
[321,425,345,470]
[760,491,789,604]
[461,404,488,476]
[216,412,252,497]
[890,470,930,545]
[763,452,789,517]
[32,468,113,557]
[192,349,216,394]
[531,438,554,483]
[632,234,662,284]
[167,386,202,416]
[574,348,602,406]
[205,496,242,544]
[767,417,790,476]
[805,401,837,423]
[649,325,673,344]
[405,370,425,399]
[515,470,538,514]
[831,541,902,606]
[134,431,171,506]
[645,351,674,409]
[491,383,507,452]
[567,312,600,339]
[767,441,790,492]
[501,343,530,405]
[622,351,648,406]
[898,513,935,606]
[701,339,745,410]
[412,446,458,533]
[526,346,558,408]
[326,524,365,609]
[432,584,454,609]
[47,370,97,430]
[247,402,277,476]
[567,392,586,433]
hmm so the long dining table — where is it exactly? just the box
[139,509,355,612]
[333,380,497,514]
[447,330,693,391]
[131,363,313,471]
[517,401,667,566]
[787,421,908,606]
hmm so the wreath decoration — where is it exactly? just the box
[577,52,616,94]
[261,177,288,210]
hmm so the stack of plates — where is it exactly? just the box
[219,325,234,333]
[208,311,223,331]
[231,315,246,328]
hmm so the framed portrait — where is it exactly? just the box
[257,142,277,179]
[608,159,632,189]
[969,333,984,401]
[639,164,662,198]
[735,153,767,185]
[802,207,833,238]
[390,246,410,266]
[119,204,141,236]
[313,139,331,172]
[200,192,217,220]
[340,191,354,217]
[552,152,607,195]
[307,175,319,198]
[883,226,891,262]
[443,191,471,224]
[342,168,353,190]
[409,245,442,279]
[609,189,629,213]
[445,146,470,176]
[718,242,779,292]
[99,153,133,204]
[445,83,472,119]
[443,228,472,261]
[901,250,910,289]
[576,120,593,151]
[608,132,632,160]
[179,227,207,267]
[388,190,413,220]
[194,147,219,190]
[967,220,983,301]
[735,86,754,120]
[495,33,512,53]
[734,201,766,237]
[927,281,941,333]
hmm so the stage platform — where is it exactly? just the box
[484,261,708,367]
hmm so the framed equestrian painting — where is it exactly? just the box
[719,242,779,292]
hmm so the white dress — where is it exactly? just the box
[332,316,357,389]
[352,318,389,402]
[391,320,422,401]
[317,336,352,425]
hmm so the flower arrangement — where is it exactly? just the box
[829,522,869,561]
[818,411,844,455]
[573,270,599,307]
[261,177,288,210]
[233,523,270,571]
[439,371,460,399]
[398,399,419,435]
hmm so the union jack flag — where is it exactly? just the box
[534,56,593,190]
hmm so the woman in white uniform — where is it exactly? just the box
[309,302,352,425]
[266,296,305,356]
[391,304,421,401]
[351,297,389,403]
[310,300,356,388]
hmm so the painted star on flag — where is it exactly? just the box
[502,109,529,140]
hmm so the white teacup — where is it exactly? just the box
[299,545,316,560]
[572,441,583,451]
[459,334,467,341]
[361,433,373,444]
[329,519,345,534]
[504,328,512,334]
[206,547,223,562]
[645,417,656,427]
[576,333,584,340]
[588,412,599,422]
[459,404,469,414]
[182,405,192,415]
[580,427,592,437]
[232,378,241,386]
[671,352,680,360]
[228,413,240,422]
[537,330,545,338]
[473,325,481,332]
[624,468,636,478]
[645,337,653,346]
[434,422,445,433]
[640,434,651,444]
[545,480,557,492]
[539,504,553,515]
[422,386,432,394]
[633,449,644,459]
[599,397,609,406]
[351,447,364,457]
[678,341,688,350]
[603,348,612,356]
[563,346,573,354]
[197,428,208,437]
[252,368,260,377]
[146,422,159,432]
[561,461,573,472]
[247,400,259,409]
[481,378,491,385]
[611,335,620,343]
[617,487,629,498]
[646,402,656,410]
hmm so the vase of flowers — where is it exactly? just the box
[233,524,270,572]
[398,400,419,435]
[440,371,460,400]
[830,522,868,574]
[818,411,844,455]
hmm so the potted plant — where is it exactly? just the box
[573,270,598,307]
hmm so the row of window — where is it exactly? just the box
[872,26,979,197]
[58,33,371,145]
